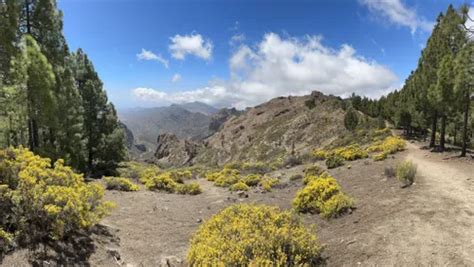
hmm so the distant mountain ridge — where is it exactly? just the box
[118,102,219,154]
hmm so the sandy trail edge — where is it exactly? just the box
[364,142,474,266]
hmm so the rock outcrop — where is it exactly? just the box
[154,133,201,167]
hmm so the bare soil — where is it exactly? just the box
[2,140,474,266]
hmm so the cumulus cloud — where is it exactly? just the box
[360,0,434,34]
[136,48,169,68]
[169,33,213,60]
[171,73,182,83]
[133,33,398,109]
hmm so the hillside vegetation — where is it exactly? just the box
[192,91,387,166]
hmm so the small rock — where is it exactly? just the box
[196,218,202,223]
[237,191,249,198]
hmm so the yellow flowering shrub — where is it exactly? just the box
[118,161,160,180]
[229,181,250,191]
[372,151,388,161]
[176,182,202,195]
[169,170,193,183]
[367,136,406,154]
[313,144,368,162]
[0,147,114,243]
[242,174,261,186]
[187,204,321,265]
[293,174,353,218]
[312,149,329,160]
[259,176,280,192]
[142,172,178,192]
[241,161,270,174]
[0,228,13,254]
[304,165,325,181]
[332,144,368,161]
[104,177,139,191]
[303,171,330,185]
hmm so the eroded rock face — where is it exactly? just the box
[154,133,201,167]
[209,108,242,132]
[119,122,134,149]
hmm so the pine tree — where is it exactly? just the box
[23,35,56,153]
[0,0,20,82]
[454,43,474,157]
[72,49,125,175]
[432,54,455,150]
[344,107,359,131]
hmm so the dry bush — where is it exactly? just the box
[396,160,417,186]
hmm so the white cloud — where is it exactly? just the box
[466,6,474,40]
[360,0,434,34]
[133,33,398,109]
[136,48,169,68]
[171,73,182,83]
[169,33,213,60]
[230,33,246,46]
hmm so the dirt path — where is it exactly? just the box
[363,142,474,266]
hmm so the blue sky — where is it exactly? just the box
[57,0,472,109]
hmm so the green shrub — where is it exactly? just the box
[176,183,202,195]
[242,174,261,186]
[214,173,240,187]
[304,164,325,178]
[372,151,388,161]
[241,161,270,174]
[289,174,303,181]
[0,228,13,254]
[229,181,250,191]
[104,177,139,191]
[117,161,159,180]
[396,160,417,186]
[169,170,193,183]
[325,155,344,169]
[282,155,302,167]
[187,204,321,265]
[0,148,114,243]
[293,174,353,218]
[259,176,279,192]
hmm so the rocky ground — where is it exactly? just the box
[3,140,474,266]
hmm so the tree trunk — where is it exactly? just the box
[453,124,457,146]
[429,114,437,148]
[461,99,469,157]
[440,115,446,151]
[25,0,31,34]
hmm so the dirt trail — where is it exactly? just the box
[364,142,474,266]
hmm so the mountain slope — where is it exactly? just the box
[119,104,215,151]
[191,91,379,166]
